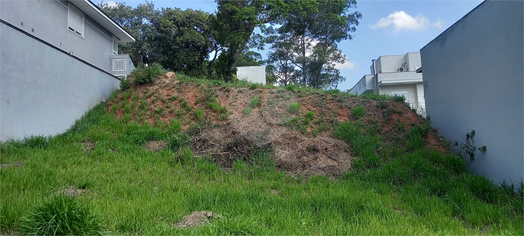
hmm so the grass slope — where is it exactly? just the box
[1,79,523,235]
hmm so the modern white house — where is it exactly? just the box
[420,0,523,185]
[0,0,135,141]
[349,52,425,116]
[237,66,267,85]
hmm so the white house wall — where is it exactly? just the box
[420,1,523,184]
[0,0,114,72]
[376,55,405,73]
[237,66,266,84]
[0,22,120,141]
[379,83,419,108]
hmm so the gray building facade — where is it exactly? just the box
[0,0,135,140]
[420,0,523,185]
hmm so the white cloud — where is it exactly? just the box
[433,19,445,29]
[370,11,430,33]
[101,1,118,8]
[335,60,356,70]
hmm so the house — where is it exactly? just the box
[237,66,267,85]
[349,52,425,116]
[420,0,523,185]
[0,0,136,141]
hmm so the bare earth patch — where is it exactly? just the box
[0,161,23,169]
[144,141,168,152]
[57,186,87,197]
[173,211,222,229]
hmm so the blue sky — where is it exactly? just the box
[99,0,482,90]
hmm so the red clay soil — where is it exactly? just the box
[107,73,446,176]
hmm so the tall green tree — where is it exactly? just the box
[267,0,361,89]
[99,1,159,66]
[151,8,217,76]
[213,0,287,81]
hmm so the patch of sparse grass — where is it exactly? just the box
[196,109,204,122]
[288,103,300,114]
[250,96,261,108]
[352,105,365,119]
[243,107,252,117]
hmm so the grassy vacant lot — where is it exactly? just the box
[1,85,523,235]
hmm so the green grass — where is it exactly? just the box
[352,105,365,119]
[250,96,261,108]
[288,103,300,114]
[1,102,522,235]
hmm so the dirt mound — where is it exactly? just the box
[108,72,446,176]
[173,211,221,228]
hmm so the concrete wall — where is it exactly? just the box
[237,66,266,84]
[0,22,120,141]
[420,0,523,184]
[349,75,373,95]
[0,0,114,72]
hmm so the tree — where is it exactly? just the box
[267,0,361,89]
[99,1,160,66]
[236,50,265,67]
[151,8,216,76]
[213,0,287,81]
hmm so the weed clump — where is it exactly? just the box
[352,105,365,119]
[288,103,300,114]
[21,195,102,235]
[129,63,165,85]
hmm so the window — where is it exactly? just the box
[112,36,119,55]
[113,59,126,71]
[68,3,84,38]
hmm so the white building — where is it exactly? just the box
[350,52,425,116]
[237,66,266,85]
[420,0,522,185]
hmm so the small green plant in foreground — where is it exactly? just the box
[288,103,300,114]
[21,195,102,235]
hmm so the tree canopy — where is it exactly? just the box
[100,0,361,88]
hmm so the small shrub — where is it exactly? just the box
[288,103,300,114]
[305,111,315,120]
[352,105,365,119]
[196,109,204,122]
[250,84,258,90]
[177,147,194,164]
[21,195,102,235]
[155,107,165,116]
[168,119,182,134]
[120,78,130,91]
[250,96,261,108]
[243,107,252,117]
[391,95,406,103]
[122,90,132,100]
[129,63,165,85]
[24,135,49,149]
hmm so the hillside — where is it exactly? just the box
[1,72,522,235]
[108,72,443,176]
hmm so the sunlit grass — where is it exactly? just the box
[0,102,522,235]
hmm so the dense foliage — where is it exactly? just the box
[99,0,361,88]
